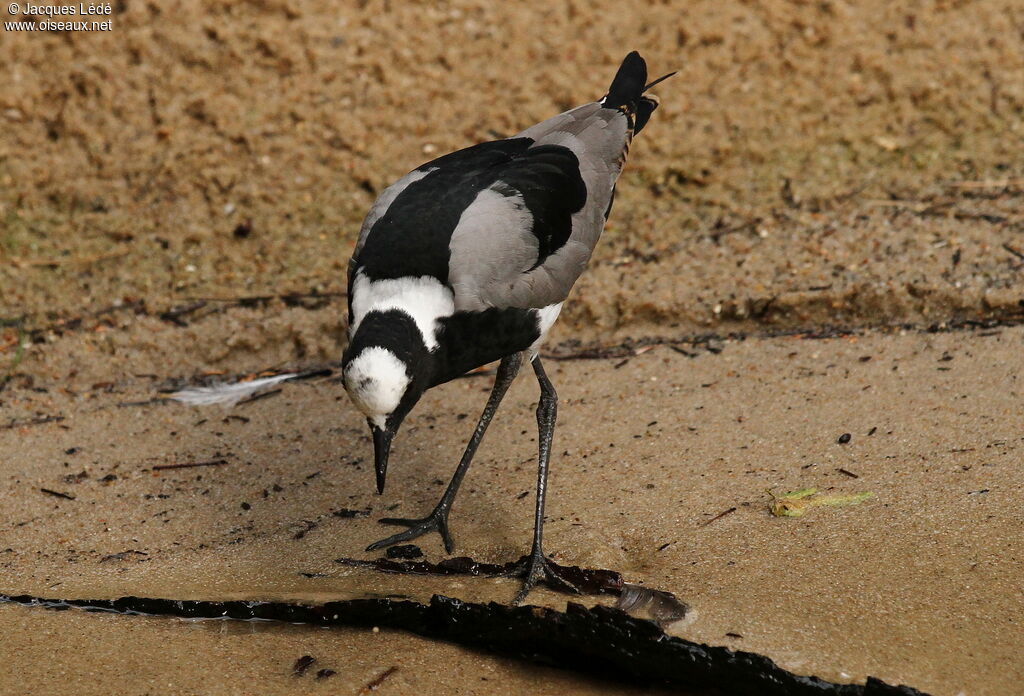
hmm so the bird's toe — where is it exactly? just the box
[542,563,580,595]
[365,510,454,552]
[509,552,581,605]
[377,516,421,527]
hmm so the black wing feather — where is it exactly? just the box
[355,138,585,282]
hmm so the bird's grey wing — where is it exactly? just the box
[448,102,631,311]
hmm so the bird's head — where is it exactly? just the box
[342,311,431,494]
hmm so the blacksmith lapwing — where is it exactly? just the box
[343,52,671,604]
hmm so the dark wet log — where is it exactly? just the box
[0,593,928,696]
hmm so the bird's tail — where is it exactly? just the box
[601,52,676,135]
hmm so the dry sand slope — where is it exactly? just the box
[2,0,1023,361]
[1,1,1023,695]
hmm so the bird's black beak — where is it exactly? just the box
[372,424,394,494]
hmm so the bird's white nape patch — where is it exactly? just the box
[529,302,563,356]
[349,271,455,350]
[343,347,410,428]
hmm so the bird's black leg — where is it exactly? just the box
[366,353,523,553]
[510,356,580,605]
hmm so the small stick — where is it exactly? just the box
[12,249,129,269]
[40,488,75,500]
[949,178,1023,189]
[2,415,65,430]
[289,368,335,381]
[668,345,698,357]
[698,506,736,527]
[237,388,282,405]
[187,291,345,304]
[159,301,208,327]
[838,468,860,479]
[1002,243,1024,261]
[153,459,228,471]
[117,397,171,408]
[360,666,398,693]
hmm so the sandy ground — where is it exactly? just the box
[2,1,1024,694]
[2,0,1023,348]
[3,326,1024,695]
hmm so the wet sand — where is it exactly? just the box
[2,602,680,696]
[3,326,1023,695]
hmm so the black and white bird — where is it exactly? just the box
[343,52,672,604]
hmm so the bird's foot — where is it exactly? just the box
[365,507,454,553]
[509,548,581,605]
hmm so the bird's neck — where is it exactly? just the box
[346,305,543,389]
[429,307,541,386]
[349,273,454,352]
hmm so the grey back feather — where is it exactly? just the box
[448,187,541,310]
[449,102,630,311]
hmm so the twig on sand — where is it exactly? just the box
[1002,243,1024,261]
[11,249,129,269]
[40,488,75,500]
[236,388,282,405]
[698,506,737,527]
[186,291,344,309]
[159,301,208,327]
[152,459,228,471]
[949,178,1024,189]
[360,666,398,693]
[2,415,65,430]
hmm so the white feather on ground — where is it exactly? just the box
[170,373,298,407]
